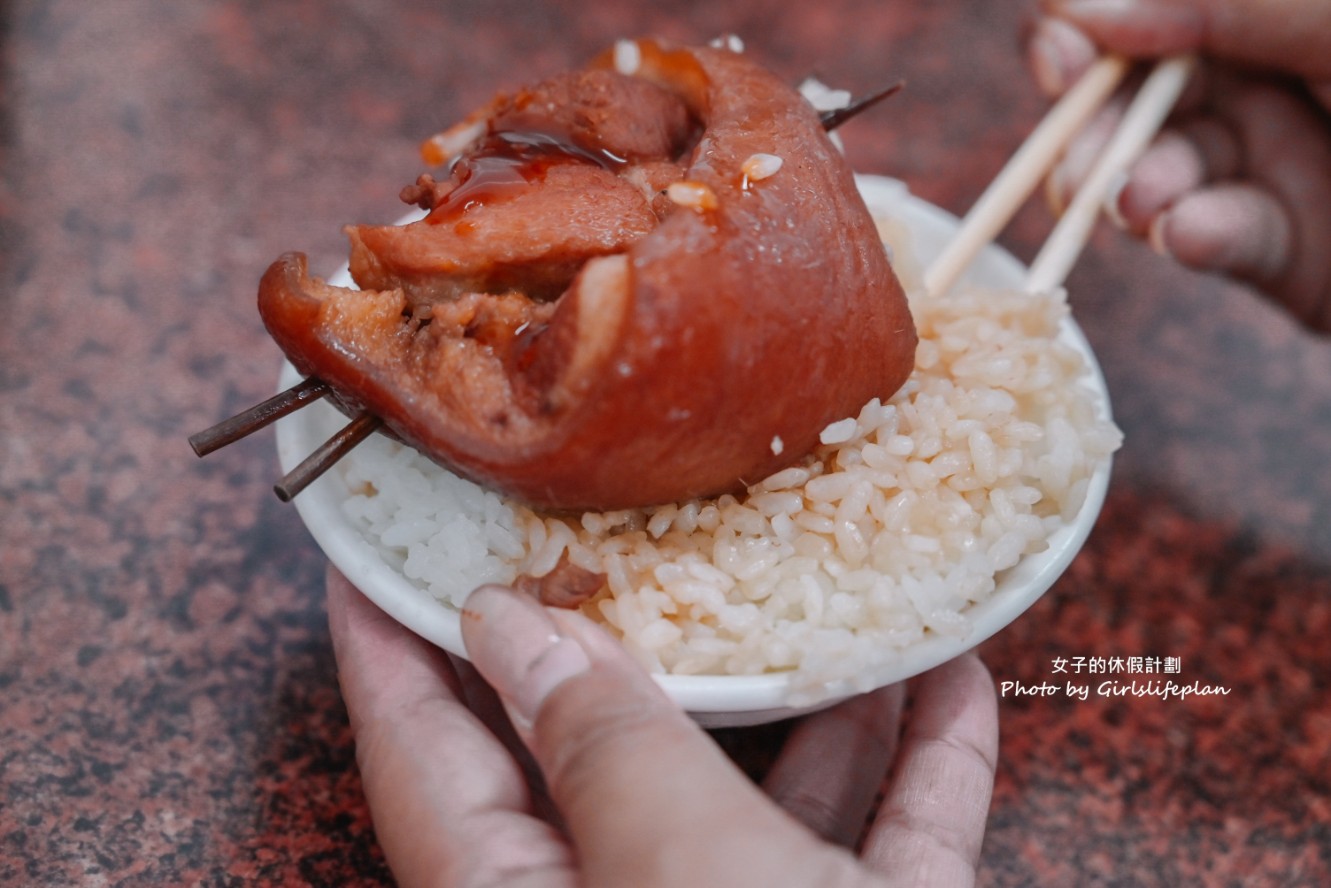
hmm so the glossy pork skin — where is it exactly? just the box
[258,39,917,511]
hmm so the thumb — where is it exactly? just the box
[460,585,842,886]
[1044,0,1331,81]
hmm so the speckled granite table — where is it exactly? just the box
[3,1,1329,885]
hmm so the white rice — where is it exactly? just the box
[335,215,1122,690]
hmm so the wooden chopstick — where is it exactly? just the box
[922,53,1194,298]
[923,55,1129,299]
[1025,54,1195,292]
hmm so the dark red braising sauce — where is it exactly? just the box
[404,57,704,406]
[425,129,629,227]
[415,127,636,396]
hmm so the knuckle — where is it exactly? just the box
[771,788,857,844]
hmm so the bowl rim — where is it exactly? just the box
[275,174,1114,717]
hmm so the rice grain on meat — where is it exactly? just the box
[337,212,1122,692]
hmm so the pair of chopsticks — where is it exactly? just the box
[923,54,1196,299]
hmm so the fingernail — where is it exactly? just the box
[1103,170,1130,229]
[1054,0,1203,41]
[1053,0,1142,17]
[1044,165,1069,217]
[462,585,592,726]
[1029,19,1068,95]
[1147,211,1173,259]
[1027,16,1096,96]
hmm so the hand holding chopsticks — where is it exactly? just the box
[925,54,1195,298]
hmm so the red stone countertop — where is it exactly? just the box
[3,1,1328,884]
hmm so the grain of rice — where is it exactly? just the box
[613,39,641,76]
[756,465,812,492]
[666,180,719,211]
[820,417,858,445]
[741,153,784,184]
[647,504,677,539]
[709,34,746,53]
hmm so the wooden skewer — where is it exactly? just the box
[1025,54,1195,292]
[273,411,382,502]
[190,374,384,502]
[923,54,1194,298]
[189,376,329,457]
[820,81,906,131]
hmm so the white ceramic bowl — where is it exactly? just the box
[276,174,1113,728]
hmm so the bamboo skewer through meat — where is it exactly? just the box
[817,81,904,130]
[188,376,329,457]
[273,411,382,502]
